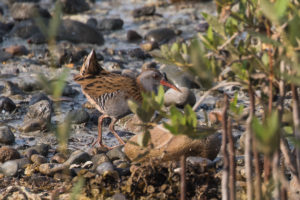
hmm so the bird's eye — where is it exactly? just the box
[152,73,159,79]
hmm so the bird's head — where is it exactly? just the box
[137,69,181,93]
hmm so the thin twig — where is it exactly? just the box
[218,32,239,51]
[180,155,186,200]
[221,94,229,200]
[192,81,241,112]
[227,116,236,200]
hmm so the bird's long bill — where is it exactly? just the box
[160,79,181,92]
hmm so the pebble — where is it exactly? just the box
[4,45,29,56]
[128,48,150,59]
[29,92,52,106]
[39,163,66,175]
[0,96,16,112]
[106,146,127,161]
[60,0,89,14]
[98,18,124,30]
[65,109,90,124]
[96,162,117,178]
[127,30,142,42]
[0,160,18,176]
[164,87,196,108]
[197,21,209,32]
[0,146,20,162]
[30,144,50,156]
[113,160,130,169]
[145,28,176,44]
[19,78,42,92]
[64,150,91,166]
[24,148,38,158]
[0,51,13,62]
[107,193,127,200]
[91,153,110,168]
[0,126,15,145]
[132,5,156,18]
[31,154,47,165]
[24,100,52,122]
[10,3,50,20]
[27,32,46,44]
[186,156,214,168]
[140,41,159,51]
[20,119,48,132]
[3,81,24,96]
[51,153,67,164]
[10,19,41,39]
[87,18,97,27]
[62,84,78,97]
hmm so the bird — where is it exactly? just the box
[74,50,180,149]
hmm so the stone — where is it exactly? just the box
[106,146,127,161]
[164,87,196,108]
[0,146,20,162]
[96,161,116,177]
[98,18,123,30]
[3,81,24,96]
[39,163,66,175]
[0,96,16,112]
[208,110,222,124]
[57,19,104,45]
[10,3,50,20]
[132,5,156,18]
[124,125,221,161]
[31,154,47,165]
[123,114,143,134]
[186,156,214,168]
[51,153,67,163]
[24,100,52,122]
[29,93,52,106]
[87,18,97,27]
[19,78,43,92]
[140,41,159,51]
[20,119,48,132]
[0,160,18,176]
[4,45,29,56]
[128,48,150,59]
[197,21,209,32]
[24,148,38,158]
[0,126,15,145]
[127,30,142,42]
[10,19,42,39]
[65,109,90,124]
[107,193,127,200]
[27,32,46,44]
[60,0,89,14]
[0,51,13,62]
[145,28,176,44]
[64,150,91,166]
[30,144,50,156]
[91,153,110,168]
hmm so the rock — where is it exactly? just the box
[0,22,14,35]
[60,0,89,14]
[132,5,156,18]
[24,100,52,122]
[141,62,157,70]
[127,30,142,42]
[140,41,159,51]
[123,114,143,134]
[164,87,196,108]
[39,163,66,175]
[57,19,104,45]
[128,48,150,59]
[10,3,50,20]
[0,126,15,145]
[160,65,200,88]
[0,146,20,162]
[31,154,47,165]
[10,19,42,39]
[65,109,90,124]
[197,21,209,32]
[87,18,97,27]
[30,144,50,156]
[0,51,13,62]
[0,160,18,176]
[91,153,110,168]
[0,96,16,112]
[24,148,38,158]
[124,125,221,162]
[121,69,138,79]
[51,153,67,163]
[186,156,214,168]
[106,146,127,161]
[7,0,40,4]
[113,160,130,169]
[4,45,29,56]
[29,93,52,106]
[96,161,117,178]
[62,84,78,96]
[98,18,123,30]
[145,28,176,44]
[208,110,222,124]
[3,81,24,96]
[64,150,91,166]
[27,32,46,44]
[19,78,43,92]
[20,119,48,132]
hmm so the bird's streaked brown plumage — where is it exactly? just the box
[74,50,180,148]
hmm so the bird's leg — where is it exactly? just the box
[109,118,125,145]
[92,114,111,148]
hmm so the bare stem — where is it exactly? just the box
[227,116,236,200]
[221,94,229,200]
[180,155,186,200]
